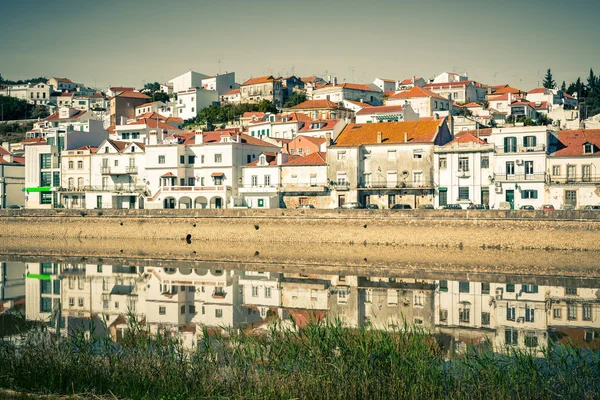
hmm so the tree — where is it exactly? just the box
[143,81,161,94]
[560,81,567,92]
[152,92,170,103]
[256,99,278,113]
[587,68,599,95]
[456,107,473,117]
[542,68,556,89]
[283,92,307,108]
[30,105,49,119]
[537,113,553,126]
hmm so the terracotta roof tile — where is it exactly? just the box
[552,129,600,157]
[223,88,240,95]
[344,99,371,108]
[334,120,444,146]
[298,120,339,132]
[41,109,87,121]
[443,132,488,146]
[116,91,151,99]
[399,77,422,85]
[493,86,523,95]
[388,86,447,101]
[136,101,162,108]
[281,152,327,166]
[528,88,548,94]
[291,100,344,110]
[128,118,181,131]
[454,128,492,137]
[356,105,404,116]
[242,75,278,86]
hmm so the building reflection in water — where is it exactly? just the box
[10,261,600,354]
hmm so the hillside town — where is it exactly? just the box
[1,69,600,211]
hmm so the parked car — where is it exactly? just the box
[520,205,535,211]
[390,204,412,210]
[467,204,487,210]
[541,204,555,211]
[6,205,23,209]
[339,202,364,209]
[296,204,315,209]
[562,204,575,211]
[418,204,434,209]
[442,204,462,210]
[366,204,379,210]
[583,205,600,210]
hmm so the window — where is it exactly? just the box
[215,309,223,318]
[180,155,185,164]
[524,161,534,176]
[524,333,538,348]
[567,165,576,181]
[159,306,166,315]
[264,175,271,186]
[69,297,74,307]
[583,304,592,321]
[413,171,423,185]
[41,192,53,204]
[566,287,578,295]
[553,308,562,319]
[181,305,185,315]
[188,156,195,164]
[525,305,535,322]
[215,154,222,163]
[582,165,591,182]
[103,300,109,309]
[439,280,448,292]
[189,305,196,314]
[201,155,205,164]
[68,161,74,169]
[78,298,84,307]
[188,177,195,186]
[504,137,517,153]
[522,190,538,199]
[53,172,60,187]
[523,136,537,148]
[482,312,491,325]
[458,187,469,201]
[77,161,83,169]
[414,291,424,306]
[158,155,165,164]
[41,280,52,294]
[439,309,448,322]
[481,282,490,294]
[552,165,560,176]
[459,281,470,293]
[568,305,577,320]
[68,178,74,190]
[413,151,423,159]
[40,154,51,169]
[387,150,396,161]
[298,148,303,155]
[252,286,259,297]
[459,306,470,323]
[114,160,118,167]
[585,331,596,343]
[458,157,469,171]
[521,284,538,293]
[251,176,258,187]
[506,161,515,176]
[265,287,272,298]
[481,156,489,169]
[306,147,310,155]
[40,171,52,186]
[439,157,447,169]
[584,143,593,154]
[506,283,515,292]
[337,151,346,161]
[506,305,516,321]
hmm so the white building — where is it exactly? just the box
[433,132,494,208]
[168,71,209,94]
[48,77,77,92]
[176,88,219,121]
[135,101,166,117]
[220,88,241,104]
[201,72,237,96]
[355,105,419,124]
[0,82,53,105]
[373,78,397,93]
[397,77,425,91]
[546,129,600,209]
[0,149,25,208]
[310,83,383,106]
[424,81,487,103]
[386,86,450,117]
[432,72,468,84]
[239,152,282,209]
[487,126,549,210]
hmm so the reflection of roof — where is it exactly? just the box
[356,105,404,115]
[281,152,327,166]
[552,129,600,157]
[334,120,445,146]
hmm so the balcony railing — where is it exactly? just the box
[126,166,138,174]
[495,144,546,154]
[493,173,547,182]
[59,185,147,193]
[548,175,600,185]
[101,166,138,175]
[101,166,111,174]
[357,179,434,189]
[161,185,231,192]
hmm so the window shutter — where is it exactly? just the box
[504,137,509,153]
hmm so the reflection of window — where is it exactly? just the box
[553,308,561,319]
[459,306,470,323]
[481,312,490,325]
[506,305,516,321]
[583,304,592,321]
[459,281,470,293]
[159,306,166,315]
[505,329,518,346]
[568,305,577,320]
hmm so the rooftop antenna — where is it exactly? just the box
[350,67,355,83]
[218,59,221,75]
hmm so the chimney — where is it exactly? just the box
[377,131,383,144]
[120,116,126,125]
[404,132,408,142]
[412,76,416,84]
[4,154,13,163]
[1,142,9,152]
[148,130,158,145]
[195,130,204,144]
[332,77,338,86]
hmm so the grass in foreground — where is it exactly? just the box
[0,316,598,399]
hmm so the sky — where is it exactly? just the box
[1,0,599,91]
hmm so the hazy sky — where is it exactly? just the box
[1,0,598,91]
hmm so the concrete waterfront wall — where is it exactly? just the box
[1,209,600,251]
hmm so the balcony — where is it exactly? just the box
[161,185,231,192]
[101,166,111,174]
[238,183,279,193]
[102,166,138,175]
[493,173,547,183]
[357,179,434,190]
[548,175,600,185]
[126,166,138,174]
[59,185,147,193]
[495,144,546,155]
[280,182,329,193]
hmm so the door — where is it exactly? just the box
[363,194,371,206]
[257,198,265,208]
[481,188,489,207]
[438,189,447,207]
[96,195,102,209]
[214,197,222,209]
[129,196,136,209]
[565,190,577,208]
[506,190,514,210]
[338,195,346,207]
[388,194,396,208]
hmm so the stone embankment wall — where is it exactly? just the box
[1,209,600,251]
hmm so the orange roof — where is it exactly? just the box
[337,83,379,92]
[291,100,344,110]
[443,133,487,146]
[116,91,151,99]
[242,112,265,119]
[282,152,327,166]
[165,117,184,124]
[455,128,492,137]
[344,99,371,108]
[399,77,422,85]
[388,86,447,101]
[128,118,181,131]
[334,120,444,146]
[463,102,483,108]
[493,86,523,95]
[223,88,240,95]
[245,152,279,167]
[110,86,135,92]
[299,120,339,132]
[552,129,600,157]
[528,88,548,94]
[161,172,176,177]
[356,105,404,116]
[136,101,161,108]
[242,75,278,86]
[42,109,87,121]
[21,138,46,144]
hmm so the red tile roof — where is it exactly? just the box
[281,152,327,166]
[241,76,278,86]
[196,131,278,148]
[424,81,475,89]
[223,88,240,96]
[42,109,87,121]
[21,138,46,144]
[388,86,447,101]
[344,99,371,108]
[454,128,492,137]
[463,102,484,108]
[334,120,445,146]
[298,120,339,132]
[443,132,487,146]
[136,101,161,108]
[291,100,344,110]
[0,147,9,156]
[128,118,181,131]
[165,117,184,124]
[242,112,265,119]
[116,91,151,99]
[528,88,548,94]
[399,77,422,85]
[383,90,397,97]
[356,105,404,116]
[245,152,279,166]
[493,86,523,95]
[564,93,575,99]
[110,86,135,92]
[552,129,600,157]
[161,172,176,177]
